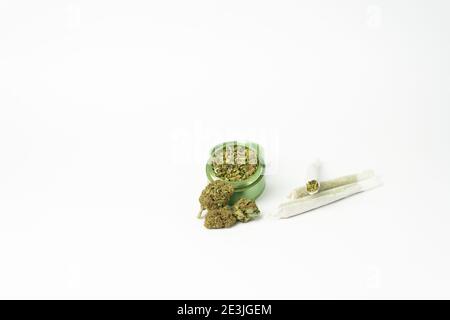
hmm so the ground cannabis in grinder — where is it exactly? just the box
[198,180,234,218]
[232,198,260,222]
[204,207,237,229]
[210,144,259,181]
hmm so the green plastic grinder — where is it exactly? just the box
[205,141,265,204]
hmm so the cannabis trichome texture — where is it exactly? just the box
[232,198,260,222]
[211,144,258,181]
[204,207,237,229]
[198,180,234,218]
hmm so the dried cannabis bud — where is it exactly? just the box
[204,207,237,229]
[198,180,234,218]
[232,198,260,222]
[211,144,258,182]
[306,180,320,195]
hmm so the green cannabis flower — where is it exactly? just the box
[211,144,259,182]
[198,180,234,218]
[232,198,260,222]
[306,179,320,195]
[204,207,237,229]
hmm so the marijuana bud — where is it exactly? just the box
[232,198,260,222]
[204,207,237,229]
[211,144,259,182]
[198,180,234,218]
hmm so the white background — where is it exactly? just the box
[1,0,449,299]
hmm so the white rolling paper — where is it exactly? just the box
[275,176,382,219]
